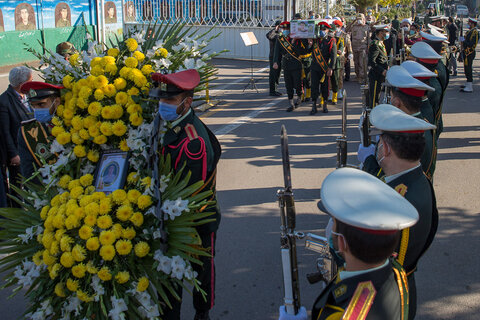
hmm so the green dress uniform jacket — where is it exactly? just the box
[462,28,478,83]
[414,113,436,180]
[368,38,388,108]
[311,260,409,320]
[420,97,435,125]
[435,60,449,137]
[386,166,438,320]
[161,108,222,233]
[17,119,55,183]
[334,36,345,70]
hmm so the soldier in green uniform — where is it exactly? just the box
[331,19,345,105]
[17,82,63,181]
[359,105,438,320]
[368,24,390,108]
[410,42,444,140]
[308,21,336,114]
[273,21,310,112]
[149,69,221,320]
[460,18,478,93]
[279,167,418,320]
[56,42,77,61]
[421,30,450,91]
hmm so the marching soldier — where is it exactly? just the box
[266,21,283,96]
[410,42,444,139]
[309,21,336,114]
[273,21,309,112]
[279,167,418,320]
[17,82,63,182]
[368,24,390,108]
[149,69,222,320]
[360,104,438,320]
[460,17,478,93]
[349,13,370,83]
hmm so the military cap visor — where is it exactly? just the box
[370,104,436,133]
[420,31,448,43]
[20,81,63,101]
[319,168,419,233]
[150,69,200,99]
[386,65,434,97]
[468,18,478,24]
[410,41,442,63]
[374,24,390,31]
[401,60,438,79]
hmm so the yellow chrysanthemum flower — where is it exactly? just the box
[72,244,87,262]
[137,195,153,210]
[71,116,83,130]
[93,135,108,145]
[87,150,100,163]
[130,212,144,227]
[73,145,87,158]
[127,172,139,184]
[74,207,86,219]
[80,174,94,187]
[58,175,72,189]
[115,271,130,284]
[79,86,92,100]
[111,223,123,238]
[94,88,105,100]
[62,108,74,120]
[60,235,74,251]
[83,116,96,128]
[126,103,141,114]
[71,132,84,145]
[114,77,127,91]
[55,282,66,297]
[107,47,120,57]
[100,122,113,136]
[134,242,150,258]
[116,205,133,221]
[97,215,113,229]
[94,75,108,89]
[122,227,136,240]
[69,53,80,66]
[157,47,168,58]
[98,198,112,215]
[99,244,116,261]
[91,65,104,76]
[57,132,71,145]
[137,277,149,292]
[63,75,74,89]
[65,215,80,230]
[102,55,116,66]
[129,112,143,126]
[86,237,100,251]
[60,252,75,268]
[141,64,154,75]
[125,38,138,51]
[33,251,43,265]
[88,101,102,116]
[111,189,127,203]
[105,63,118,76]
[104,84,117,98]
[86,261,98,274]
[67,180,80,191]
[126,189,141,204]
[125,56,139,68]
[90,57,102,67]
[84,214,97,227]
[77,289,93,302]
[51,125,64,137]
[115,239,133,256]
[72,263,87,278]
[43,250,57,266]
[133,50,145,62]
[115,92,129,105]
[119,139,130,151]
[49,263,61,279]
[112,120,127,136]
[98,266,112,281]
[66,278,79,291]
[99,230,116,246]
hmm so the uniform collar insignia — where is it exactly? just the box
[334,284,347,298]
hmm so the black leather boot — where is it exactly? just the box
[310,100,317,115]
[287,99,295,112]
[322,102,328,113]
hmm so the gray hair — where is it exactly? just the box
[9,66,32,88]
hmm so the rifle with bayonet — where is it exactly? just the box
[277,125,304,315]
[360,50,371,146]
[336,89,348,168]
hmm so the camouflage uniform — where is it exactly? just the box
[350,16,370,83]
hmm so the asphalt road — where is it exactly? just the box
[0,53,479,319]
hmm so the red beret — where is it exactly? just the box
[151,69,200,91]
[279,21,290,28]
[317,21,332,29]
[333,20,343,27]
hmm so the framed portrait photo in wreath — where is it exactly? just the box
[94,150,129,194]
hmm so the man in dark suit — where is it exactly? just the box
[0,66,33,206]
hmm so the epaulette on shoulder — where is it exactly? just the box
[21,118,37,126]
[184,123,199,141]
[342,281,377,320]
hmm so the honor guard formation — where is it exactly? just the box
[0,2,477,320]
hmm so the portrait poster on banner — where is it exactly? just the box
[291,20,317,39]
[94,151,129,194]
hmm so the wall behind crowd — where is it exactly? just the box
[0,0,125,66]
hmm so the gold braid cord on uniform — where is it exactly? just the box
[278,36,302,62]
[391,259,410,320]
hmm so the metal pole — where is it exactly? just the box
[121,0,125,36]
[326,0,330,17]
[100,0,106,45]
[292,0,296,18]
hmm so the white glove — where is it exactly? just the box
[279,306,308,320]
[459,36,465,42]
[357,143,376,163]
[348,53,353,60]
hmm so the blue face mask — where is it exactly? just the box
[282,30,290,37]
[385,33,390,40]
[319,30,326,38]
[409,30,415,35]
[34,108,53,123]
[158,98,185,121]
